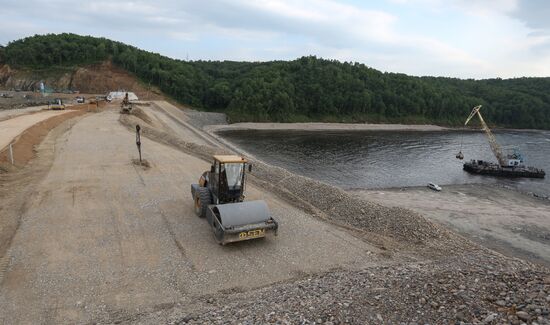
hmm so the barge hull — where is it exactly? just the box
[463,161,545,179]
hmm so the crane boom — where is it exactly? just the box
[464,105,506,166]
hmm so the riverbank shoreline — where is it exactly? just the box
[208,117,550,268]
[351,183,550,267]
[206,121,550,134]
[206,122,450,132]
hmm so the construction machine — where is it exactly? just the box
[191,155,278,245]
[120,92,132,114]
[460,105,545,178]
[48,98,65,110]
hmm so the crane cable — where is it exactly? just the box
[456,128,465,160]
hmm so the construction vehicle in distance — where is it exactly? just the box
[191,155,278,245]
[120,92,132,114]
[460,105,545,178]
[48,98,65,110]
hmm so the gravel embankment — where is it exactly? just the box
[184,110,227,130]
[133,251,549,325]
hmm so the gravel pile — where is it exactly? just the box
[132,252,549,325]
[184,110,227,130]
[249,161,462,248]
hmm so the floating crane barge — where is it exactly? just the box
[460,105,545,179]
[463,160,545,178]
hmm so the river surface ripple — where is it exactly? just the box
[219,129,550,197]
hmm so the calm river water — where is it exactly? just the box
[219,129,550,196]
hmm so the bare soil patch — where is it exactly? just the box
[1,61,164,100]
[0,109,86,168]
[0,105,91,262]
[0,112,86,263]
[132,158,151,169]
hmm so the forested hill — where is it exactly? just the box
[2,33,550,129]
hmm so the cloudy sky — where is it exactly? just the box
[1,0,549,78]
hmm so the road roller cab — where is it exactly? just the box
[191,155,278,245]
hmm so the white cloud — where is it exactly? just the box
[452,0,519,15]
[1,0,549,78]
[389,0,519,15]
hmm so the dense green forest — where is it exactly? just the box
[2,33,550,129]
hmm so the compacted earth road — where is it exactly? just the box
[0,109,73,150]
[0,102,548,324]
[0,106,381,324]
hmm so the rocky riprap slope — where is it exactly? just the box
[130,252,549,324]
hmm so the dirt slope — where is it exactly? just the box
[0,61,162,99]
[0,110,74,151]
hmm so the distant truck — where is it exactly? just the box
[48,98,66,110]
[75,96,85,104]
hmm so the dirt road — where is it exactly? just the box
[353,185,550,266]
[0,109,381,324]
[0,109,74,151]
[0,105,48,122]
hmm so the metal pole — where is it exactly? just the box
[136,125,142,163]
[9,143,14,165]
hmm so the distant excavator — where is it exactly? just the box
[120,92,132,114]
[458,105,545,178]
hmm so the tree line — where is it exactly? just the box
[2,33,550,129]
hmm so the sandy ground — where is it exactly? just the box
[0,108,382,324]
[0,109,75,151]
[0,91,101,109]
[0,105,49,121]
[352,184,550,267]
[206,122,449,133]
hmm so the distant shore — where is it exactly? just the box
[206,121,550,133]
[206,122,450,133]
